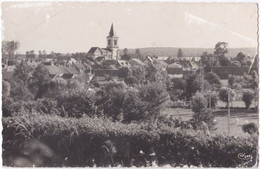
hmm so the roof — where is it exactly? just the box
[109,23,114,37]
[117,60,130,67]
[45,66,69,75]
[88,47,111,55]
[107,65,118,70]
[212,66,250,79]
[61,74,74,79]
[94,69,118,77]
[128,58,146,66]
[158,61,168,67]
[166,67,183,74]
[87,47,100,54]
[100,48,112,53]
[177,60,193,69]
[73,62,85,70]
[103,59,118,66]
[157,56,169,61]
[168,63,182,68]
[95,56,105,62]
[65,67,79,74]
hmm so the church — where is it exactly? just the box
[87,24,119,60]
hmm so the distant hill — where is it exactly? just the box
[119,47,257,58]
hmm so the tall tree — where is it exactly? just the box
[2,41,20,58]
[214,42,228,57]
[135,49,141,59]
[13,62,31,85]
[177,48,183,58]
[122,48,131,60]
[235,52,246,64]
[123,48,128,55]
[29,64,52,99]
[214,42,230,66]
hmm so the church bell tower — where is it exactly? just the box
[107,24,119,60]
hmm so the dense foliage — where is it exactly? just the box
[219,87,236,107]
[2,114,257,167]
[242,122,258,135]
[242,89,255,109]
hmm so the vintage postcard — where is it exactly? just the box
[1,1,259,168]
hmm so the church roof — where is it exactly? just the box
[87,47,101,54]
[87,47,112,54]
[109,24,114,36]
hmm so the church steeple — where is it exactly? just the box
[109,23,114,37]
[106,23,119,60]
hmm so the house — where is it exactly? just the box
[167,63,183,79]
[91,68,119,83]
[72,62,87,73]
[87,24,119,60]
[156,56,169,61]
[102,59,118,68]
[15,54,26,63]
[25,59,40,68]
[87,47,112,60]
[177,60,193,70]
[117,60,130,68]
[107,65,118,70]
[128,58,146,67]
[45,65,68,78]
[45,65,79,80]
[191,56,201,62]
[43,59,54,66]
[212,66,250,79]
[157,61,168,69]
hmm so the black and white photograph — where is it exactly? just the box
[1,1,259,168]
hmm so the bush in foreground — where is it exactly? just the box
[2,114,257,167]
[242,122,258,135]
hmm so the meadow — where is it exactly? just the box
[162,106,258,137]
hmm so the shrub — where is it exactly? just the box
[228,75,236,87]
[191,94,216,131]
[9,79,34,101]
[29,64,52,99]
[97,82,170,123]
[203,92,218,109]
[8,98,58,116]
[2,97,14,117]
[205,72,221,88]
[242,89,254,109]
[242,123,258,135]
[219,87,236,107]
[190,108,216,131]
[56,89,96,118]
[2,114,258,167]
[191,93,207,113]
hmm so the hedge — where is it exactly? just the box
[2,114,258,167]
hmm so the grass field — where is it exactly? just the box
[162,107,258,137]
[217,100,258,109]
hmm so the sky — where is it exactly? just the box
[1,2,258,54]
